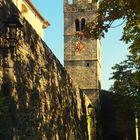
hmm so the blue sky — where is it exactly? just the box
[32,0,129,90]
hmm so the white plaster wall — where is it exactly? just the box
[12,0,44,39]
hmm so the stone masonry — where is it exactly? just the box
[64,0,101,105]
[0,0,88,139]
[64,1,102,139]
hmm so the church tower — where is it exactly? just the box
[64,0,101,106]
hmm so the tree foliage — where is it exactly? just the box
[83,0,140,62]
[110,55,140,94]
[109,55,140,112]
[83,0,140,112]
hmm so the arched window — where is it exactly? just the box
[68,0,73,4]
[81,18,86,30]
[75,19,80,31]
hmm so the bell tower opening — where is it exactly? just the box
[75,19,80,31]
[81,18,86,30]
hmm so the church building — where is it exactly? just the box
[64,0,101,107]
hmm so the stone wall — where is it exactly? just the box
[64,0,101,99]
[0,0,88,139]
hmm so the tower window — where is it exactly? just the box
[75,19,80,31]
[68,0,73,4]
[81,18,86,30]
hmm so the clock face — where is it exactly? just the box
[75,41,85,51]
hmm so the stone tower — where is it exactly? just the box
[64,0,101,106]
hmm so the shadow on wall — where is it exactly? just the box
[100,90,136,140]
[0,0,88,140]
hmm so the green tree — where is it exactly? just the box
[83,0,140,107]
[84,1,140,137]
[83,0,140,62]
[110,55,140,112]
[109,54,140,139]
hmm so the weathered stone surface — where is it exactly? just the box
[64,1,101,103]
[64,1,102,139]
[0,1,88,139]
